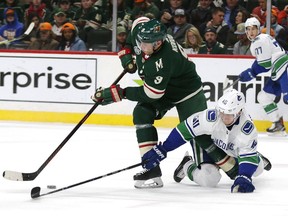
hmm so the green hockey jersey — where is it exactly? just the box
[125,32,203,104]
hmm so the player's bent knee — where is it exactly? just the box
[133,103,156,124]
[193,163,222,187]
[257,91,276,106]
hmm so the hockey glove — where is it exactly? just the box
[118,48,137,74]
[142,144,167,170]
[239,68,256,82]
[91,85,125,105]
[231,175,255,193]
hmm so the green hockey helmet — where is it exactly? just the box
[137,19,167,43]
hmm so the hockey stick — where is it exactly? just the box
[3,68,128,181]
[31,161,143,199]
[0,22,35,45]
[223,77,240,91]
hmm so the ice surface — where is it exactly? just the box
[0,121,287,215]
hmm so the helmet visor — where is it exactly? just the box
[136,39,155,55]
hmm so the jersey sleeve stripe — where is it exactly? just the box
[184,119,197,138]
[143,82,165,99]
[176,120,195,141]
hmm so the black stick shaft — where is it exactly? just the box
[32,69,128,178]
[223,78,240,91]
[31,162,142,198]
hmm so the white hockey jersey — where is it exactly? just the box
[164,108,260,176]
[185,109,258,160]
[251,34,288,80]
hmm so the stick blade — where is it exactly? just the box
[3,170,37,181]
[3,170,24,181]
[24,22,35,36]
[223,77,229,90]
[31,187,41,199]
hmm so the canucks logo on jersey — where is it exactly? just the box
[241,120,254,135]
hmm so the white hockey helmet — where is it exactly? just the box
[245,17,260,41]
[217,89,245,115]
[245,17,260,30]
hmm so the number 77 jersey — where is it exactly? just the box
[251,33,288,80]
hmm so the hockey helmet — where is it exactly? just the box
[245,17,260,30]
[131,16,150,32]
[245,17,260,41]
[217,89,245,115]
[137,19,167,43]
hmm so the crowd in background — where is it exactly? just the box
[0,0,287,54]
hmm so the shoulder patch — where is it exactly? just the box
[206,109,217,122]
[241,120,254,135]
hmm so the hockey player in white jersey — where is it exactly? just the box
[141,89,271,193]
[238,17,287,136]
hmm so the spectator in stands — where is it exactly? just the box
[161,0,190,10]
[107,25,127,52]
[41,0,55,11]
[233,22,251,55]
[226,8,249,53]
[270,8,288,51]
[58,22,86,51]
[270,9,284,37]
[0,8,24,44]
[160,0,184,28]
[167,8,193,46]
[51,8,69,42]
[183,26,204,54]
[198,27,226,54]
[24,0,52,27]
[276,30,288,51]
[261,27,276,38]
[23,12,43,44]
[222,0,246,28]
[187,0,213,30]
[251,0,279,26]
[101,0,132,30]
[278,5,288,28]
[27,22,59,50]
[57,0,78,21]
[73,0,103,43]
[0,0,25,24]
[130,0,160,20]
[147,0,163,10]
[199,7,229,45]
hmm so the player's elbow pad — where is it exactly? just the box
[251,60,270,75]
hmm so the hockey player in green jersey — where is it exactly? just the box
[92,17,238,188]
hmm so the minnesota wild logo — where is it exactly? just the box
[154,25,161,33]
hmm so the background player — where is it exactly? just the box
[238,17,288,136]
[142,89,271,193]
[92,18,238,189]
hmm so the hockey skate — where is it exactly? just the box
[266,117,287,136]
[173,151,193,183]
[258,152,272,171]
[133,165,163,189]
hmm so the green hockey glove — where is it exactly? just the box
[91,85,125,105]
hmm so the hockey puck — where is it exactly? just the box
[47,185,56,189]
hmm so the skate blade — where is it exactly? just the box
[134,177,164,189]
[267,131,287,137]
